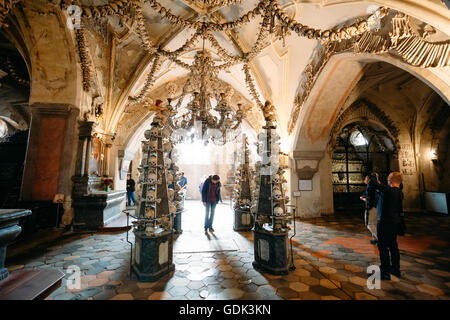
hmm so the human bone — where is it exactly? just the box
[272,188,282,200]
[149,156,157,167]
[147,190,156,202]
[147,173,157,185]
[274,206,284,216]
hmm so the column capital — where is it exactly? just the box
[78,120,96,138]
[30,103,79,118]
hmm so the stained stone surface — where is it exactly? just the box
[5,201,450,300]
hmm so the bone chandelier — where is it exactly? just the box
[167,50,246,146]
[67,0,388,108]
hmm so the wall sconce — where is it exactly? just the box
[429,149,438,161]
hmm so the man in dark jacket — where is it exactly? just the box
[368,172,403,280]
[201,175,222,233]
[126,174,136,206]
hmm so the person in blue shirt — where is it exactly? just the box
[178,172,187,202]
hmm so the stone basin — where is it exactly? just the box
[0,209,32,281]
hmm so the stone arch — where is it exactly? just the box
[290,49,449,217]
[328,99,401,152]
[291,52,449,153]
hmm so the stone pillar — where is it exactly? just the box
[71,121,96,198]
[20,103,79,227]
[104,143,112,177]
[21,103,79,200]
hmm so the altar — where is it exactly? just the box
[72,190,126,231]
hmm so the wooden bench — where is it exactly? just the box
[0,269,65,300]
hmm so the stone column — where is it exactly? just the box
[71,121,96,198]
[21,103,79,201]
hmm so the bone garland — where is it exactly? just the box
[162,29,204,60]
[129,53,163,103]
[243,64,263,108]
[4,56,29,87]
[185,0,242,8]
[133,1,157,54]
[245,10,271,61]
[144,0,265,32]
[75,25,91,91]
[61,0,136,19]
[268,0,389,43]
[204,31,244,64]
[0,0,21,29]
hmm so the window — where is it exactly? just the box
[349,130,367,146]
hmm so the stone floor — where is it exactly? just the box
[5,200,450,300]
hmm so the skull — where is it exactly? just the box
[145,225,154,235]
[168,188,174,199]
[149,139,158,151]
[144,129,152,140]
[272,188,282,200]
[147,190,156,202]
[164,157,171,167]
[149,127,159,137]
[272,174,280,183]
[169,203,177,214]
[274,206,284,216]
[166,174,173,184]
[149,156,157,167]
[147,173,157,185]
[172,165,179,171]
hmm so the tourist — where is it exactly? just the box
[367,172,403,280]
[201,175,222,234]
[126,174,136,207]
[178,172,187,202]
[360,173,379,245]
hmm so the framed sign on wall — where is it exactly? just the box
[299,179,312,191]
